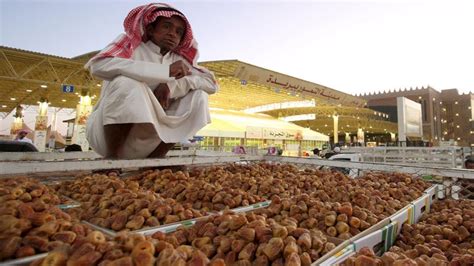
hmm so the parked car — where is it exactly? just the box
[327,153,361,178]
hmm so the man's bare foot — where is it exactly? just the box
[148,142,175,158]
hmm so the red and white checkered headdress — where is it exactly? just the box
[86,3,200,68]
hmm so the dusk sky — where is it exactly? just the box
[1,0,473,95]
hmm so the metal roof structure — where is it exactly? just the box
[199,60,397,135]
[0,46,101,113]
[0,46,397,136]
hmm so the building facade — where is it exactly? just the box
[439,89,474,146]
[359,87,474,146]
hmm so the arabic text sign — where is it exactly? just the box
[266,74,343,101]
[232,62,366,107]
[262,128,301,140]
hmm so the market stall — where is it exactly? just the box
[0,153,472,265]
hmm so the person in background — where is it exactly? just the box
[85,3,218,160]
[233,145,246,154]
[15,130,33,144]
[323,145,340,159]
[465,156,474,169]
[267,146,277,156]
[277,147,283,156]
[312,147,320,157]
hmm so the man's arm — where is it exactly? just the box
[89,57,172,86]
[167,68,219,99]
[154,68,218,110]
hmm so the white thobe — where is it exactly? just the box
[86,40,218,159]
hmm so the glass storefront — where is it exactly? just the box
[222,137,241,152]
[245,138,263,148]
[197,136,328,156]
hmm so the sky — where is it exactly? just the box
[1,0,473,96]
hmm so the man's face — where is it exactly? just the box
[147,16,185,54]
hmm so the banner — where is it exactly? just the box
[34,130,47,152]
[10,119,23,136]
[72,102,92,151]
[35,115,48,131]
[75,104,93,125]
[262,128,302,140]
[72,125,89,151]
[357,128,365,144]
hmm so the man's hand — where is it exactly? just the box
[154,83,170,110]
[170,60,191,79]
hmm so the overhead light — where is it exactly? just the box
[96,84,101,87]
[26,89,32,92]
[62,99,66,102]
[1,105,6,108]
[40,84,47,88]
[75,92,79,95]
[10,98,16,101]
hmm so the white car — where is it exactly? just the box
[327,153,361,178]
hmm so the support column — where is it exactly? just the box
[390,132,396,142]
[357,128,365,145]
[71,92,92,151]
[333,114,339,145]
[345,132,351,144]
[34,99,48,152]
[10,106,24,139]
[48,108,59,150]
